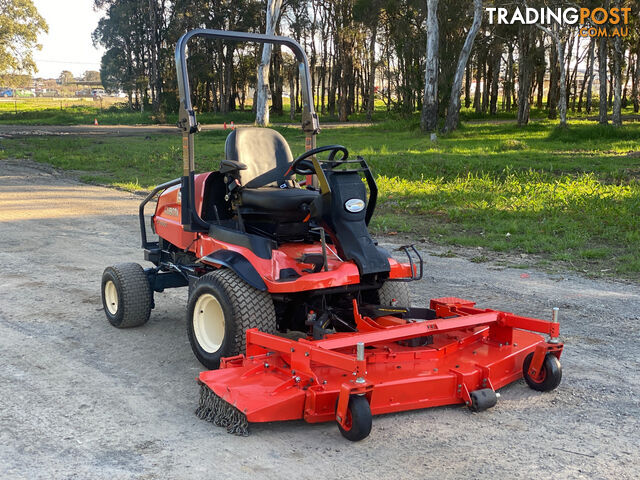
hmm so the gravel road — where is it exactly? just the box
[1,158,638,479]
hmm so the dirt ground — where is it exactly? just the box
[0,158,639,480]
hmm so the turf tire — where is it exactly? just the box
[187,269,277,370]
[101,263,152,328]
[366,281,411,308]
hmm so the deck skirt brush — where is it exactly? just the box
[195,383,249,436]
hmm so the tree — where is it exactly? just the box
[59,70,74,85]
[598,35,608,124]
[83,71,102,83]
[420,0,438,133]
[612,0,623,127]
[536,23,568,127]
[256,0,283,126]
[0,0,47,75]
[444,0,482,133]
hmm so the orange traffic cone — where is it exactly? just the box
[223,121,227,130]
[94,118,99,126]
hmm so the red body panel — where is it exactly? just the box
[199,297,564,425]
[152,172,414,293]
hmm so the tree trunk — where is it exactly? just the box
[255,0,283,126]
[366,22,378,122]
[464,62,471,108]
[271,43,284,115]
[420,0,439,132]
[505,44,514,111]
[548,45,558,119]
[622,50,632,108]
[444,0,483,133]
[612,32,622,126]
[579,38,595,113]
[570,36,580,112]
[482,55,490,114]
[473,53,482,113]
[490,47,501,115]
[536,25,567,127]
[517,28,534,126]
[556,38,567,127]
[536,61,545,109]
[633,52,639,113]
[289,71,296,121]
[598,36,608,124]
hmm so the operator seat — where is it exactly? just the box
[224,128,318,214]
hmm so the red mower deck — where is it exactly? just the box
[197,297,564,441]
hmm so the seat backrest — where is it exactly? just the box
[225,127,293,188]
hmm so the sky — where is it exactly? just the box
[33,0,105,79]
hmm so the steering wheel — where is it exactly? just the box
[288,145,349,175]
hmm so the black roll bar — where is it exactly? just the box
[174,29,320,232]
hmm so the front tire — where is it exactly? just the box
[366,281,411,308]
[101,263,152,328]
[187,269,277,370]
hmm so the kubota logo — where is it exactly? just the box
[486,6,631,37]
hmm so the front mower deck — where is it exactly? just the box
[196,297,564,440]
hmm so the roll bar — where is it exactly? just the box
[174,29,320,231]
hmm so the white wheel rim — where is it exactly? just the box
[193,293,225,353]
[104,280,118,315]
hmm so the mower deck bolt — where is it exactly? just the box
[291,370,296,375]
[264,363,270,368]
[295,376,301,383]
[291,347,295,352]
[305,352,310,357]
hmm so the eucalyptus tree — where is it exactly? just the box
[0,0,48,76]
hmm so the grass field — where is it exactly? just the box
[1,118,638,278]
[3,96,638,126]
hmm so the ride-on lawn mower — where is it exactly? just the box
[101,29,564,441]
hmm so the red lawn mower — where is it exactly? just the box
[101,29,564,441]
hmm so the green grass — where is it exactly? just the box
[0,97,399,125]
[1,119,639,277]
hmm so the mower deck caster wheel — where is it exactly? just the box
[337,395,372,442]
[101,263,152,328]
[523,352,562,392]
[468,388,498,412]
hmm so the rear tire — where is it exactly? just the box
[187,269,277,370]
[366,281,411,308]
[101,263,152,328]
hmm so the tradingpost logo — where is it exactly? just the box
[486,6,631,37]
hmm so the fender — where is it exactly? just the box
[201,250,267,291]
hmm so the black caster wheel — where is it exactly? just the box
[468,388,498,412]
[337,395,372,442]
[523,352,562,392]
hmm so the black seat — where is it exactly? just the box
[225,127,294,188]
[240,187,318,212]
[225,128,318,213]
